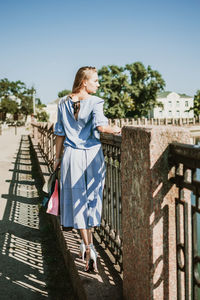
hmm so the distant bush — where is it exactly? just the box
[36,110,49,122]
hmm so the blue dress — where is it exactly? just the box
[54,95,108,229]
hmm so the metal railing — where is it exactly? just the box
[108,116,200,127]
[96,133,122,271]
[31,122,122,271]
[170,142,200,299]
[32,122,56,171]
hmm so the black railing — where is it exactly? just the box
[96,133,122,271]
[170,142,200,299]
[31,123,122,271]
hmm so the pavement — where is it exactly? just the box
[0,126,75,300]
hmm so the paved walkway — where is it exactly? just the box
[0,127,74,299]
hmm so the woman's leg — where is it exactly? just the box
[87,228,93,244]
[80,229,89,245]
[80,228,93,245]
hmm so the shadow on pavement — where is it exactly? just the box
[0,135,74,300]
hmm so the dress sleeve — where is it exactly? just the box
[92,98,108,128]
[54,102,65,136]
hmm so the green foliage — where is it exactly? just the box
[36,110,49,122]
[191,90,200,117]
[58,89,71,98]
[36,98,46,108]
[97,65,134,118]
[97,62,165,118]
[0,78,36,117]
[1,97,18,114]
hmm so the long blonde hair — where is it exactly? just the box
[71,66,97,94]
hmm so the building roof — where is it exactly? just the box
[157,91,192,98]
[157,91,171,98]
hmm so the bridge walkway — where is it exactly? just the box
[0,127,122,299]
[0,127,75,300]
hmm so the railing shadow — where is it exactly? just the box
[0,135,48,299]
[0,135,75,299]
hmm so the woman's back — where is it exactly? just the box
[54,95,108,149]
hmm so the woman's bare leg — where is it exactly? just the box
[80,229,89,245]
[87,228,93,244]
[80,228,93,245]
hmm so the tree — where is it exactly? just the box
[0,78,36,119]
[58,89,71,98]
[1,97,18,115]
[97,65,134,118]
[19,87,35,118]
[0,78,11,98]
[35,98,46,108]
[97,62,165,118]
[125,62,165,118]
[191,90,200,117]
[36,110,49,122]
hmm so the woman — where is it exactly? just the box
[54,66,121,271]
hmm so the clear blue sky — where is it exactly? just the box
[0,0,199,104]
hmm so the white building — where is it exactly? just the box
[44,103,58,123]
[150,91,194,119]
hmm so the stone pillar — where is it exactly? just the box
[121,125,191,300]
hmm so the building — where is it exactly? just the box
[44,103,58,123]
[149,91,194,119]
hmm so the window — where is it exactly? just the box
[159,111,163,117]
[168,101,172,107]
[185,101,189,107]
[168,110,172,117]
[176,101,180,107]
[176,110,180,117]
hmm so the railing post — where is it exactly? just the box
[121,125,191,300]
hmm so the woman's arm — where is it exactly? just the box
[97,125,121,135]
[54,135,65,170]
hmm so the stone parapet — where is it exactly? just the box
[121,125,191,300]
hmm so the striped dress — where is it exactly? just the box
[54,95,108,229]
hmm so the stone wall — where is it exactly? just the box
[121,125,191,300]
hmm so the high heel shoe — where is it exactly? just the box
[79,240,86,261]
[90,243,97,257]
[89,246,98,272]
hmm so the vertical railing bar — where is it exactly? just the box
[192,205,197,300]
[184,199,189,299]
[176,197,182,300]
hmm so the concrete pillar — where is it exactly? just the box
[121,125,191,300]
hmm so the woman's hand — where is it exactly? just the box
[97,125,121,135]
[112,125,121,135]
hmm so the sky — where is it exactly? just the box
[0,0,200,104]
